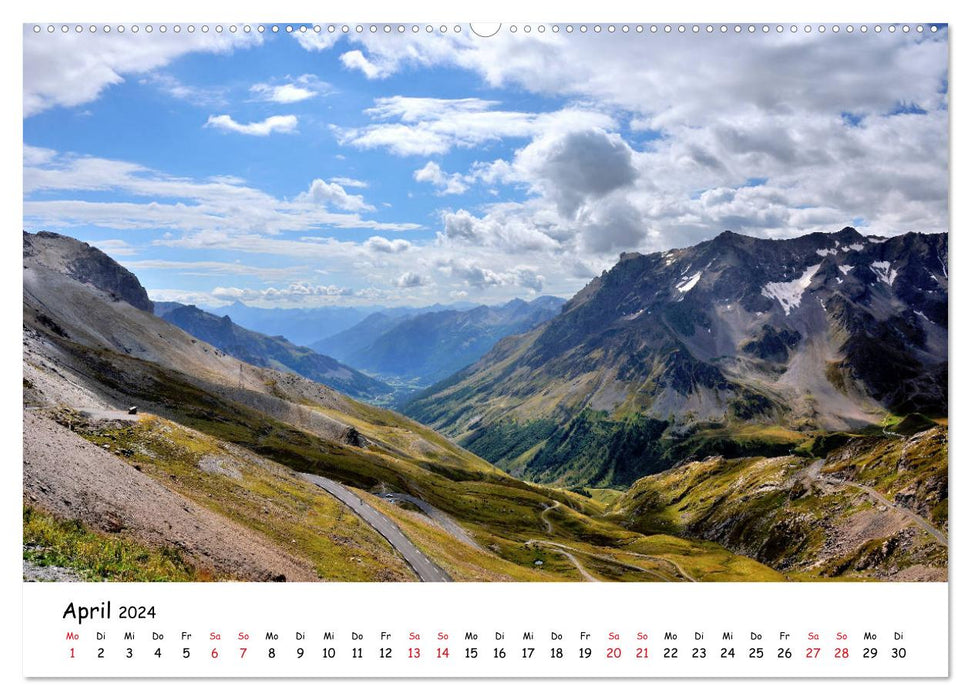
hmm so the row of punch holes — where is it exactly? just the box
[32,23,940,35]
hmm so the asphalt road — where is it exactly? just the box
[299,473,452,582]
[382,492,480,550]
[848,482,949,547]
[807,459,948,547]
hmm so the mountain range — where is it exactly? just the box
[200,300,477,348]
[404,227,948,487]
[25,229,785,583]
[312,297,565,388]
[155,302,392,402]
[22,228,947,583]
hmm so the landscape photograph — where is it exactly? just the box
[23,24,948,583]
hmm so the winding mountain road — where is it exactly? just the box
[299,473,451,582]
[526,539,599,581]
[807,460,948,547]
[538,501,695,581]
[382,492,481,550]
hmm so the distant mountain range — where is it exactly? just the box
[312,297,566,388]
[198,300,477,347]
[156,303,392,402]
[404,227,948,487]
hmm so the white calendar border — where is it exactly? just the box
[3,0,965,696]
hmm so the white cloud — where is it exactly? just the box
[328,32,466,79]
[325,29,947,253]
[205,114,298,136]
[365,236,412,254]
[250,74,330,103]
[23,27,261,116]
[140,73,225,106]
[23,145,57,166]
[336,96,614,156]
[89,239,137,257]
[413,162,468,195]
[127,259,308,281]
[340,50,385,79]
[23,147,420,237]
[332,30,947,127]
[147,288,230,307]
[212,282,353,304]
[294,31,341,53]
[445,259,544,292]
[440,207,561,253]
[393,271,429,288]
[329,177,368,188]
[298,178,374,212]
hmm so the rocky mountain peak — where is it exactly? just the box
[23,230,154,313]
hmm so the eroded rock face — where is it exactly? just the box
[24,231,154,313]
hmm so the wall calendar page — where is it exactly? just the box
[13,1,959,694]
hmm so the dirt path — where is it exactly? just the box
[540,502,558,534]
[621,550,698,582]
[77,408,140,422]
[536,501,693,581]
[526,539,599,581]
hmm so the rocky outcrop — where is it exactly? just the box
[24,231,153,313]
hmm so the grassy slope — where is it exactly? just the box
[24,505,204,581]
[37,337,786,582]
[612,427,948,580]
[65,414,416,581]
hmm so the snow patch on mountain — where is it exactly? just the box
[870,261,897,286]
[677,271,702,294]
[839,265,854,275]
[761,264,820,315]
[816,248,838,257]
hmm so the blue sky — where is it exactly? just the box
[23,24,948,308]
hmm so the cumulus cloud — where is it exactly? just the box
[413,162,468,195]
[23,27,260,116]
[441,207,561,253]
[330,30,947,127]
[340,50,385,79]
[250,74,329,103]
[25,29,949,309]
[365,236,412,254]
[445,259,544,292]
[325,28,947,254]
[513,128,638,217]
[393,271,429,288]
[299,178,374,211]
[327,32,465,80]
[205,114,298,136]
[212,282,352,304]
